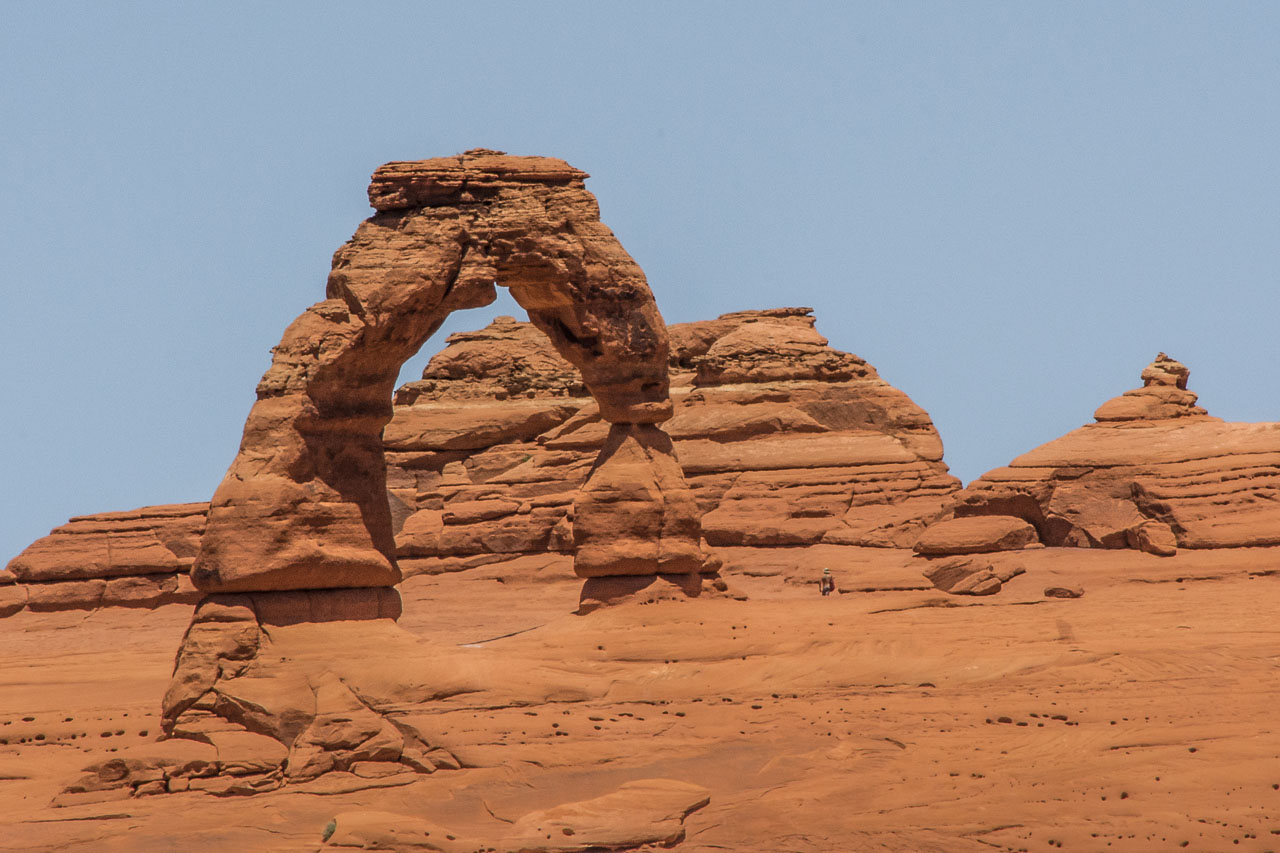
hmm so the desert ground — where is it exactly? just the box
[4,543,1278,852]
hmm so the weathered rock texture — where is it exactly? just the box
[946,353,1280,553]
[499,778,711,852]
[153,151,711,789]
[196,150,701,595]
[912,515,1039,556]
[322,778,711,852]
[389,307,959,574]
[18,541,1280,849]
[922,555,1026,596]
[6,307,958,613]
[156,588,467,792]
[2,504,205,615]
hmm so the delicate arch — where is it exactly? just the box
[191,150,703,594]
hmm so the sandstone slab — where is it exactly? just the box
[501,778,711,853]
[6,503,206,583]
[324,811,473,851]
[913,516,1038,556]
[951,355,1280,552]
[922,556,1026,595]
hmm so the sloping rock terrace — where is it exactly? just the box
[932,353,1280,556]
[1,504,206,616]
[388,306,959,576]
[5,307,959,614]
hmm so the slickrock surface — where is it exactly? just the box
[497,778,710,852]
[3,543,1279,851]
[946,353,1280,553]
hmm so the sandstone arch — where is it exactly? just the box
[157,152,711,785]
[193,150,703,594]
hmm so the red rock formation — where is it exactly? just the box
[684,309,957,549]
[157,151,711,789]
[194,151,699,595]
[922,555,1026,596]
[4,306,959,613]
[3,504,205,614]
[912,516,1039,556]
[389,307,959,575]
[945,353,1280,554]
[1092,352,1207,422]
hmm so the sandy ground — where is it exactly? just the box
[2,544,1279,851]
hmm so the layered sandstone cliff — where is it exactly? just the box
[936,353,1280,555]
[387,307,959,575]
[4,307,958,612]
[1,504,205,616]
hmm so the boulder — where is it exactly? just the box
[913,516,1038,556]
[501,778,711,853]
[922,557,1026,596]
[1128,520,1178,557]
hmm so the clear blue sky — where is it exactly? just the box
[3,2,1279,562]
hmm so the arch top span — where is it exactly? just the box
[350,149,674,425]
[190,150,705,595]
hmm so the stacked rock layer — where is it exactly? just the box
[944,353,1280,554]
[388,306,960,575]
[4,307,959,613]
[2,504,205,617]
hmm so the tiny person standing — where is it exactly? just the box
[819,567,836,596]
